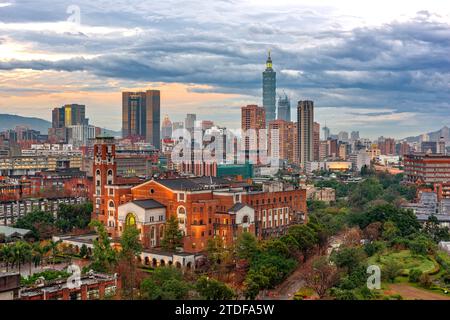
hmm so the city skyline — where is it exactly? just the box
[0,1,450,139]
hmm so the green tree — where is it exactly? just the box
[55,203,93,233]
[118,225,142,300]
[45,240,61,266]
[409,269,422,283]
[10,241,31,273]
[89,220,117,272]
[140,267,190,300]
[236,232,259,261]
[0,244,12,271]
[31,242,45,270]
[79,244,88,258]
[382,260,402,283]
[331,247,366,274]
[288,225,318,261]
[409,235,436,256]
[424,215,450,242]
[161,215,183,251]
[243,270,270,300]
[14,209,55,240]
[196,276,235,300]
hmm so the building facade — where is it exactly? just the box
[297,100,314,168]
[241,105,266,165]
[277,93,290,122]
[122,90,161,149]
[92,139,307,254]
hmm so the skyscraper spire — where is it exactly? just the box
[263,50,276,123]
[266,50,273,69]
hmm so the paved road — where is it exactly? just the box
[388,283,450,300]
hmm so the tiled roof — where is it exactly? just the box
[228,202,251,212]
[156,177,231,191]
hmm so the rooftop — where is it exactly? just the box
[132,199,165,210]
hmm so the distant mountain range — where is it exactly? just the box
[0,114,52,133]
[404,126,450,143]
[0,113,121,137]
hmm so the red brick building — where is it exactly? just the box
[92,138,307,254]
[20,273,120,300]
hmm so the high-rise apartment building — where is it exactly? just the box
[277,93,290,122]
[297,101,314,168]
[262,52,276,124]
[313,122,320,161]
[122,90,161,149]
[268,120,296,164]
[378,137,396,155]
[241,105,266,164]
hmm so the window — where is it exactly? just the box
[103,286,116,297]
[126,213,137,226]
[88,289,100,300]
[242,215,249,224]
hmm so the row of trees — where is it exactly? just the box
[0,240,61,273]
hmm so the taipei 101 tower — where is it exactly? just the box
[262,51,276,124]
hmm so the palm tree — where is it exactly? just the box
[32,243,45,271]
[0,244,12,272]
[11,241,30,273]
[46,240,61,266]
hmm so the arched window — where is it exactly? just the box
[242,215,249,224]
[150,226,155,239]
[177,206,186,215]
[108,200,115,208]
[126,213,137,226]
[96,170,101,176]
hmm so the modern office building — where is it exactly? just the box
[262,51,276,124]
[122,90,161,149]
[297,100,314,168]
[52,104,88,129]
[277,93,290,122]
[322,126,330,141]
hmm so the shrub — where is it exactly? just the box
[419,273,432,289]
[409,269,422,283]
[382,260,402,283]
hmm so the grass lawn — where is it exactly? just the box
[368,250,438,275]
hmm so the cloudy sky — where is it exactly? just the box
[0,0,450,139]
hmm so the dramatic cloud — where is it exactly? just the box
[0,0,449,138]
